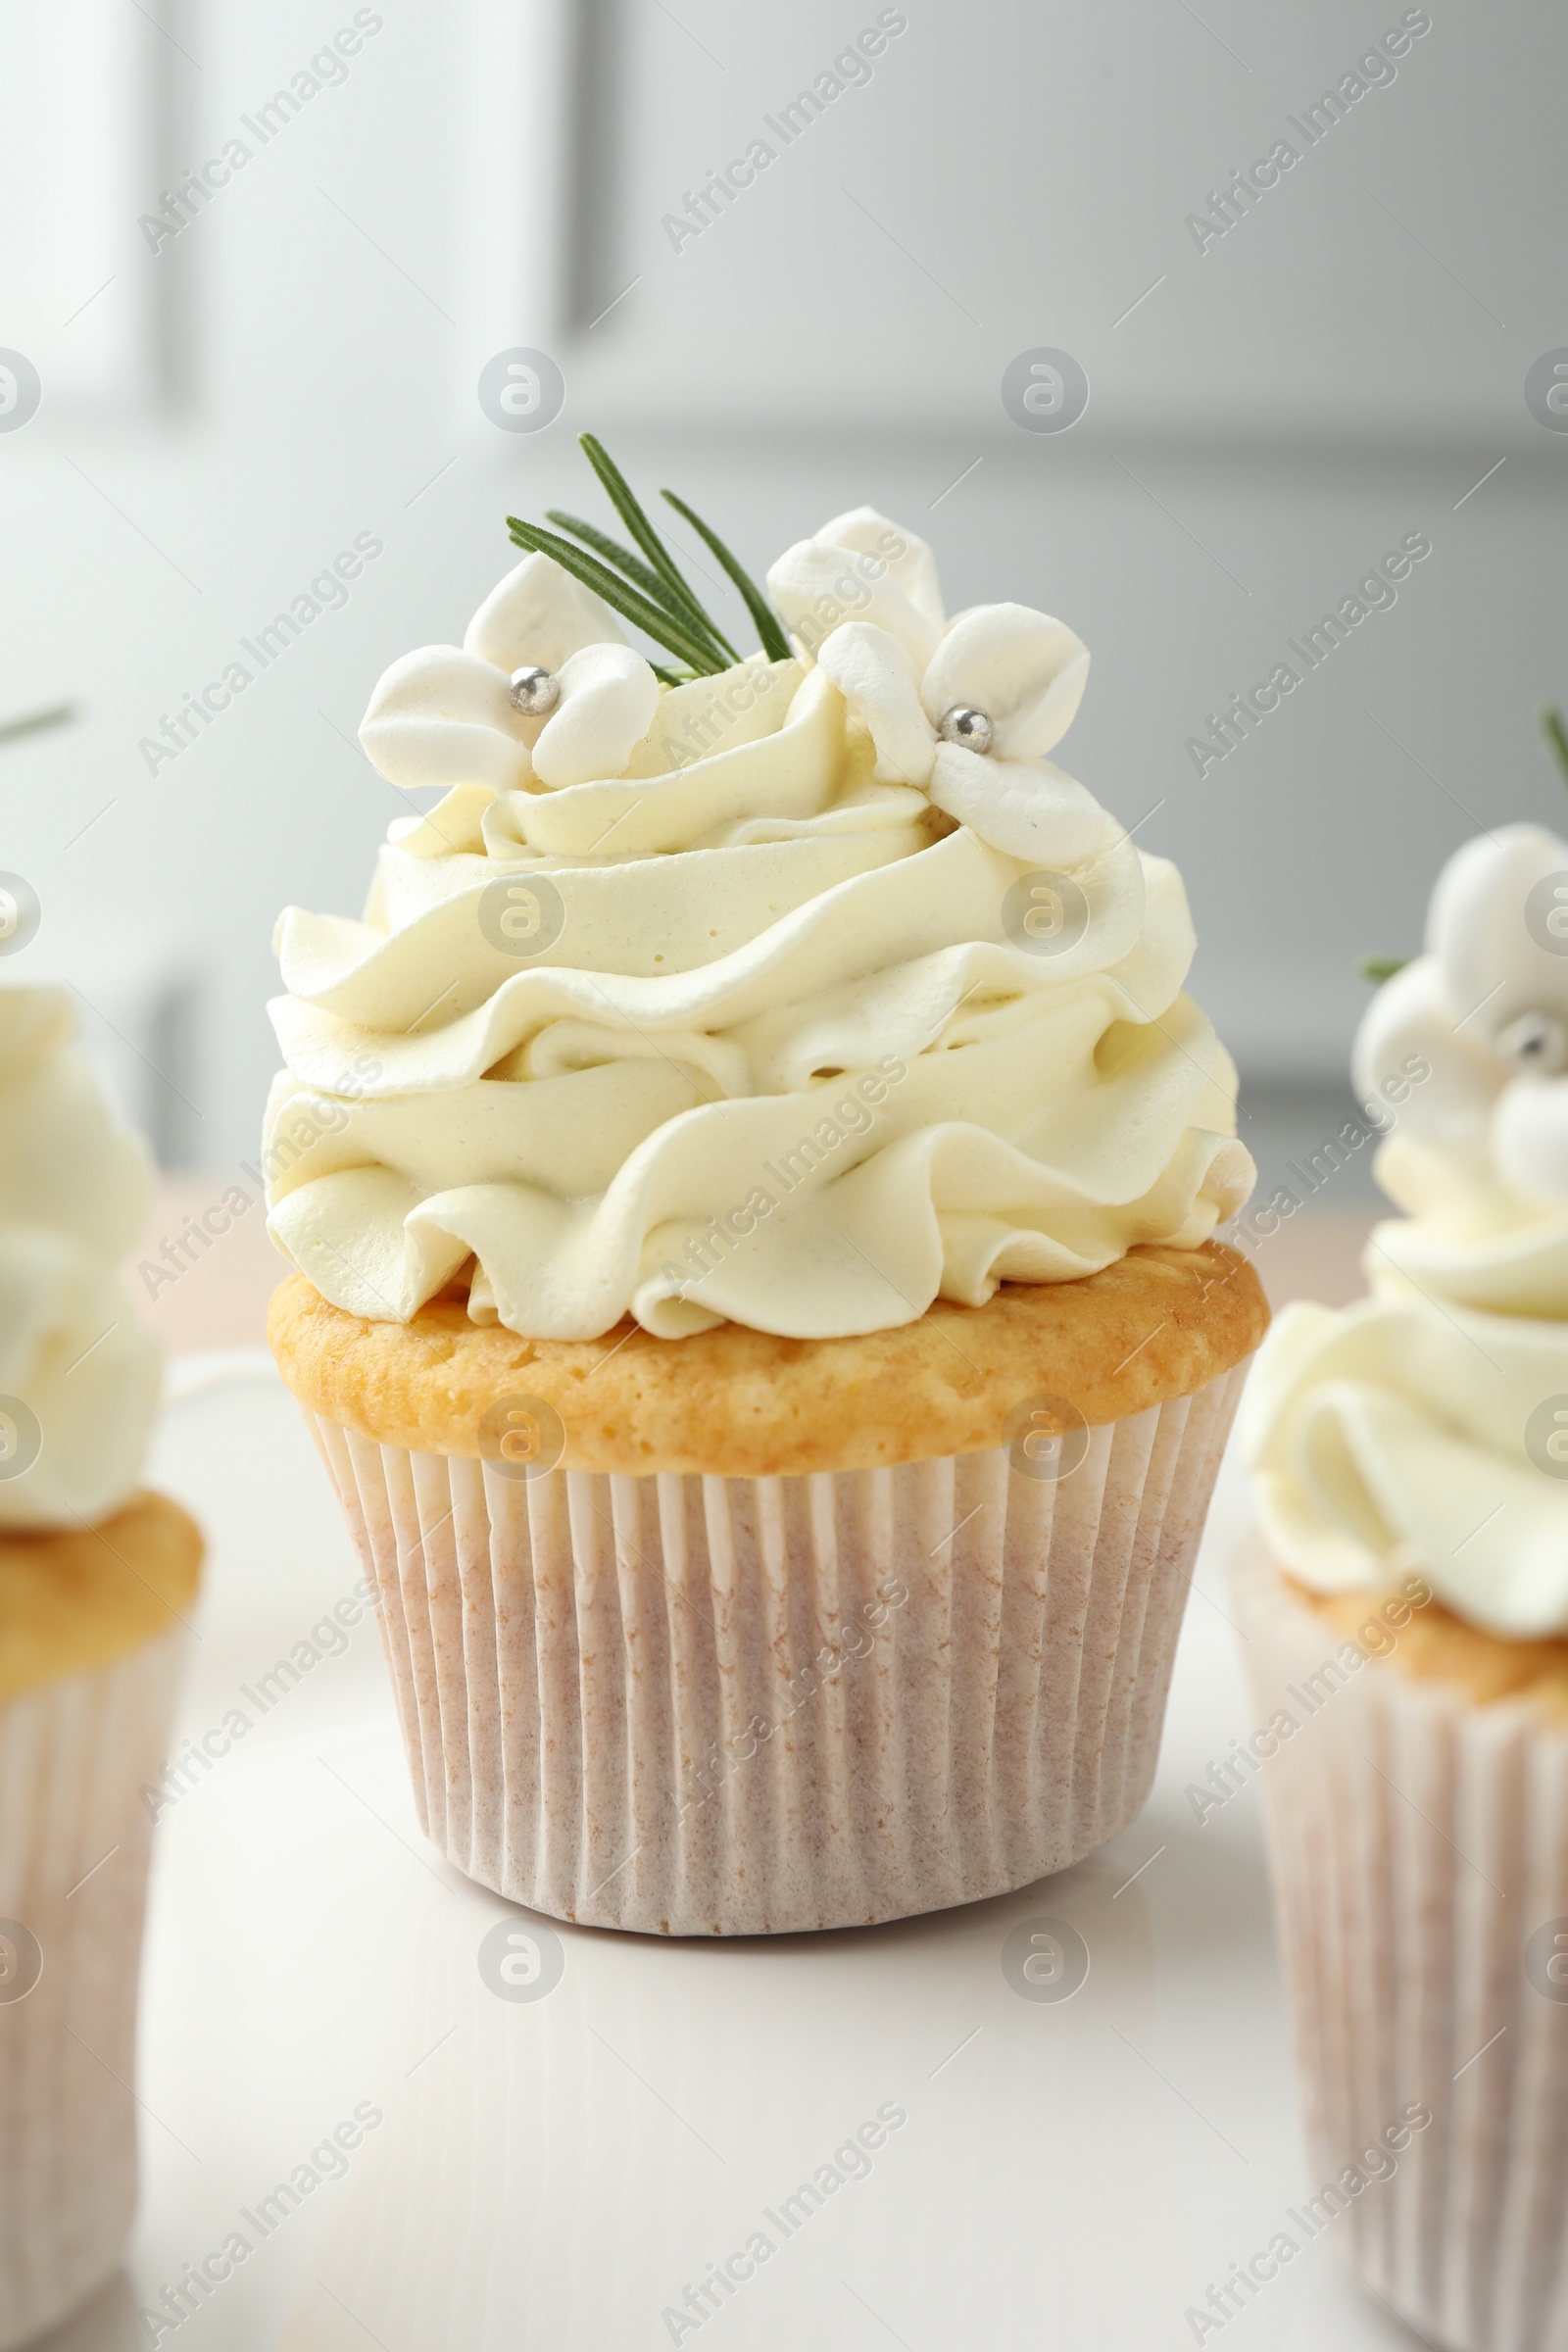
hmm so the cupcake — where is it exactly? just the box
[266,440,1264,1935]
[0,989,202,2350]
[1236,799,1568,2349]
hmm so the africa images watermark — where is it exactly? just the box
[139,1579,378,1822]
[137,534,384,779]
[657,1055,909,1304]
[1185,530,1433,780]
[1228,1052,1432,1257]
[660,2100,909,2342]
[662,9,909,255]
[136,2104,384,2343]
[137,1055,382,1300]
[773,520,912,666]
[137,11,386,253]
[1185,10,1433,256]
[676,1579,912,1822]
[1183,2100,1434,2342]
[545,522,909,783]
[1184,1574,1434,1827]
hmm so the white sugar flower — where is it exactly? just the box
[359,552,659,794]
[1355,823,1568,1202]
[766,507,1102,863]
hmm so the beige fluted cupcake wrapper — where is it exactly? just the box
[301,1358,1250,1937]
[0,1629,186,2352]
[1232,1544,1568,2352]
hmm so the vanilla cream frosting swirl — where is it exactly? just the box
[0,989,161,1527]
[1244,822,1568,1636]
[265,517,1253,1342]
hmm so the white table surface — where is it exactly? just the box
[43,1357,1434,2352]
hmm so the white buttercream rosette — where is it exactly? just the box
[1245,820,1568,1638]
[266,514,1252,1343]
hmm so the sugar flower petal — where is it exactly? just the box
[920,604,1090,760]
[1494,1077,1568,1203]
[927,744,1110,864]
[1351,955,1500,1165]
[815,622,936,786]
[463,551,627,673]
[770,524,945,672]
[1427,824,1568,1056]
[360,646,534,791]
[812,507,945,634]
[529,643,662,790]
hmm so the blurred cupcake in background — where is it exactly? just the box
[266,441,1266,1936]
[1235,740,1568,2352]
[0,988,202,2350]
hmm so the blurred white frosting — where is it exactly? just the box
[0,989,162,1528]
[1244,822,1568,1636]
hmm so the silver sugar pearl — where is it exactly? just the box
[939,704,994,755]
[1497,1009,1568,1074]
[508,664,561,717]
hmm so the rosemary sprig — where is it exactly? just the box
[508,436,787,675]
[577,433,737,662]
[1360,955,1410,984]
[545,511,671,611]
[1543,704,1568,788]
[0,702,74,749]
[661,489,793,663]
[506,516,727,675]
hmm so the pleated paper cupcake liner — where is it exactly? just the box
[1232,1542,1568,2352]
[302,1357,1250,1937]
[0,1628,186,2352]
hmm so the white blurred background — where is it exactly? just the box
[1,0,1564,1205]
